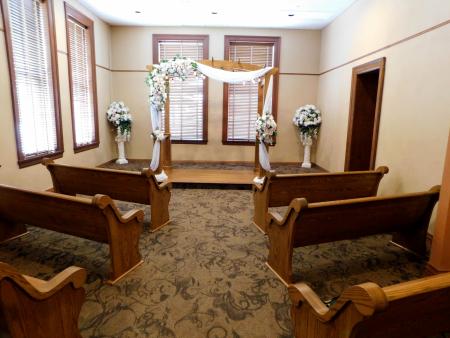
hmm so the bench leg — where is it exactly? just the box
[106,219,143,284]
[266,222,295,285]
[0,222,28,243]
[150,188,171,232]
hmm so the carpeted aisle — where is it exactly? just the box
[0,187,430,337]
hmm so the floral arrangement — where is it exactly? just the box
[106,101,132,140]
[145,56,204,112]
[293,104,322,143]
[255,112,277,145]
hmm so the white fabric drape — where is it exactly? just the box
[149,63,275,182]
[150,104,161,171]
[196,63,273,84]
[258,76,273,172]
[149,104,168,182]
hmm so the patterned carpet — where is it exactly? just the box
[0,184,435,337]
[100,160,326,174]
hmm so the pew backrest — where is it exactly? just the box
[287,186,440,248]
[0,184,123,243]
[43,160,160,205]
[265,166,389,207]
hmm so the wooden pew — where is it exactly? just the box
[0,184,144,284]
[43,159,171,232]
[253,166,388,233]
[288,272,450,338]
[267,186,440,285]
[0,262,86,338]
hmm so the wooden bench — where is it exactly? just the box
[43,159,171,232]
[288,272,450,338]
[253,166,388,233]
[0,184,144,284]
[267,186,440,285]
[0,262,86,338]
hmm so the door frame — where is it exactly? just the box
[344,57,386,171]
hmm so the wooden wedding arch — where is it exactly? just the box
[146,59,278,181]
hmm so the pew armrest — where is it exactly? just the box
[253,170,276,192]
[375,166,389,175]
[289,281,388,322]
[0,263,86,300]
[289,283,329,317]
[157,180,172,191]
[119,209,145,224]
[267,198,308,227]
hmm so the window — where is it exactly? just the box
[1,0,63,167]
[223,36,280,145]
[65,3,98,152]
[153,34,209,144]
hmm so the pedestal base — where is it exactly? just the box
[115,158,128,165]
[301,162,312,169]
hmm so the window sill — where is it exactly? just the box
[171,140,208,145]
[74,142,100,153]
[222,140,256,146]
[18,150,64,169]
[222,141,277,146]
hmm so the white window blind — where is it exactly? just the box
[226,42,275,143]
[67,14,97,149]
[157,39,206,143]
[6,0,61,161]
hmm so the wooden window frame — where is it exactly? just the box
[222,35,280,146]
[152,34,209,144]
[1,0,63,168]
[65,3,99,153]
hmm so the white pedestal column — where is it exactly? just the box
[115,134,128,164]
[301,137,313,168]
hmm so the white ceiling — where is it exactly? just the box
[77,0,357,29]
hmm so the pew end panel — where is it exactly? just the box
[391,185,441,255]
[0,263,86,338]
[288,272,450,338]
[93,195,144,284]
[252,170,276,233]
[266,198,308,285]
[142,169,172,232]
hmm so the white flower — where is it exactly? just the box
[293,104,322,139]
[152,129,165,141]
[106,101,132,139]
[255,113,277,145]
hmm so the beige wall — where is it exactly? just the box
[0,0,114,190]
[316,0,450,231]
[110,26,321,162]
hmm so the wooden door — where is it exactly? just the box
[345,57,385,171]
